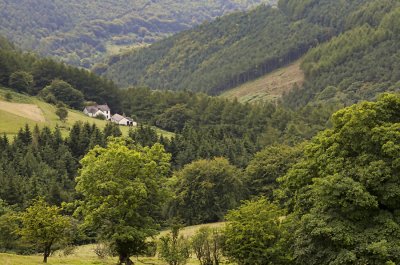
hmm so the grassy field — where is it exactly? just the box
[0,88,173,139]
[0,223,227,265]
[221,59,304,103]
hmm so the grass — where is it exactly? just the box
[0,87,174,139]
[0,223,228,265]
[159,222,226,238]
[220,59,304,103]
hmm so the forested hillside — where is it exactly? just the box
[104,0,373,94]
[0,0,275,68]
[284,2,400,108]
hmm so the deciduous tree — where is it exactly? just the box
[75,138,171,265]
[279,93,400,264]
[170,157,244,225]
[18,198,71,263]
[223,198,287,265]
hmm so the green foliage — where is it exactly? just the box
[40,80,84,109]
[18,198,71,263]
[191,227,223,265]
[285,1,400,108]
[158,224,190,265]
[0,125,78,207]
[279,93,400,264]
[0,0,274,68]
[170,157,244,225]
[55,104,68,122]
[129,125,159,147]
[155,104,193,133]
[9,71,34,94]
[245,144,301,199]
[223,198,287,265]
[0,200,20,251]
[75,138,171,264]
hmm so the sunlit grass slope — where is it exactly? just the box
[0,88,173,138]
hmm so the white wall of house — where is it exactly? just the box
[95,110,110,119]
[83,108,94,117]
[104,110,110,120]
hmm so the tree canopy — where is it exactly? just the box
[75,138,171,264]
[18,198,71,263]
[223,198,287,265]
[169,157,244,225]
[279,93,400,264]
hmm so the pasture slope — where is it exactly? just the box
[220,59,304,103]
[0,87,173,138]
[0,223,226,265]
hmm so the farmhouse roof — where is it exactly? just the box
[84,105,99,114]
[111,114,125,122]
[84,104,110,113]
[97,104,110,112]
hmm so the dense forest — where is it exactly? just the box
[0,0,275,68]
[284,2,400,108]
[104,0,382,94]
[1,0,400,264]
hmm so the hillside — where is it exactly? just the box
[220,59,304,103]
[0,0,276,68]
[0,35,122,112]
[103,0,371,94]
[0,88,125,138]
[284,1,400,109]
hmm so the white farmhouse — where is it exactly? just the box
[111,114,137,126]
[83,104,111,120]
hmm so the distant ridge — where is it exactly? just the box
[104,0,371,94]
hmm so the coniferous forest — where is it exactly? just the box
[1,0,400,265]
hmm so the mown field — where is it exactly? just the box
[220,60,304,103]
[0,88,173,139]
[0,223,227,265]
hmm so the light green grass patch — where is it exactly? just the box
[221,59,304,104]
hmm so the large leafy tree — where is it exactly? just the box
[279,93,400,264]
[75,138,171,265]
[170,157,244,225]
[245,144,301,199]
[223,198,287,265]
[18,198,71,263]
[8,70,34,93]
[40,79,84,109]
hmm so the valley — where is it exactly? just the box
[1,1,400,265]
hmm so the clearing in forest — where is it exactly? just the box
[221,59,304,103]
[0,100,45,122]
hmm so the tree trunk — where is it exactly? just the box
[43,246,50,263]
[119,254,134,265]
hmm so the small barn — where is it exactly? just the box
[111,114,137,126]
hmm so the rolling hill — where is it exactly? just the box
[103,0,373,94]
[0,87,173,139]
[0,0,276,68]
[0,87,124,138]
